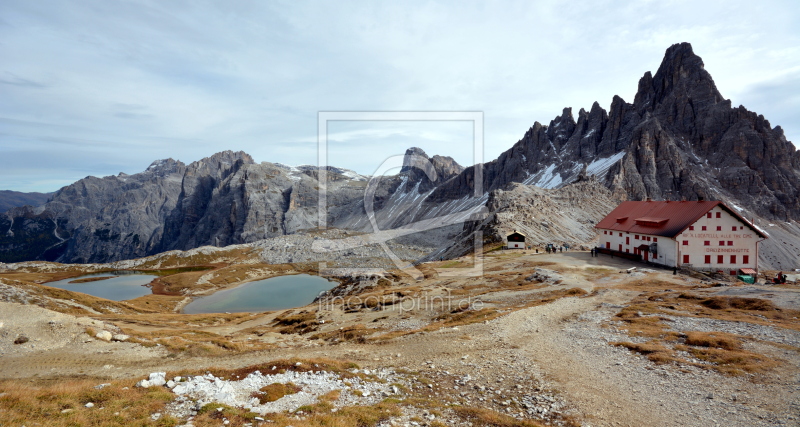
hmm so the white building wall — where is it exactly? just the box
[674,205,759,274]
[598,205,760,272]
[507,241,524,249]
[597,228,674,266]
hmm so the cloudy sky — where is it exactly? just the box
[1,0,799,192]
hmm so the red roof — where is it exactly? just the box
[739,268,757,275]
[595,200,768,238]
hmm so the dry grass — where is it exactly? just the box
[272,310,319,334]
[0,357,573,427]
[311,324,375,343]
[610,283,797,375]
[700,296,777,311]
[374,287,588,341]
[612,341,679,365]
[684,331,742,350]
[0,378,178,426]
[453,406,554,427]
[251,382,301,404]
[199,358,360,381]
[122,328,270,357]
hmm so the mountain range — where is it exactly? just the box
[2,43,798,268]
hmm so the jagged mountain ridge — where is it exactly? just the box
[422,43,799,222]
[0,149,460,263]
[1,42,798,267]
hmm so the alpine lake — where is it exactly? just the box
[45,269,337,313]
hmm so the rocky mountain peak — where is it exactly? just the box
[400,147,430,174]
[635,42,724,114]
[191,150,255,169]
[400,147,463,190]
[144,158,183,176]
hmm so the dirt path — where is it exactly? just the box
[2,253,798,426]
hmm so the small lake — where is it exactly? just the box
[183,274,338,314]
[45,271,158,301]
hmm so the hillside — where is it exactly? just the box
[0,190,50,213]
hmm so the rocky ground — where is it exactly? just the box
[0,250,798,426]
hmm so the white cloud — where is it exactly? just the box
[0,0,798,192]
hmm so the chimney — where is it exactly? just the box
[698,195,705,202]
[646,197,652,202]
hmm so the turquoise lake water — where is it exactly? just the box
[182,274,338,314]
[45,272,157,301]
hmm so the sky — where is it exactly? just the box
[1,0,799,192]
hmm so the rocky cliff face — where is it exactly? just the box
[425,43,800,225]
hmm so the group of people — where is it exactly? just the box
[773,272,788,284]
[544,244,568,254]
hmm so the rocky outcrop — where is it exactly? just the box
[422,179,618,261]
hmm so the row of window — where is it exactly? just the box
[690,225,738,231]
[682,255,749,264]
[601,230,657,242]
[683,240,735,246]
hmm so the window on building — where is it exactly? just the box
[702,226,707,231]
[716,212,721,218]
[635,235,639,239]
[719,241,725,246]
[603,230,607,235]
[626,249,630,253]
[689,226,694,230]
[618,244,622,252]
[743,255,749,264]
[716,226,722,231]
[707,212,712,218]
[683,255,690,264]
[704,241,710,246]
[646,236,651,241]
[717,255,724,264]
[683,240,688,245]
[653,238,657,242]
[626,237,630,245]
[732,226,737,231]
[727,241,733,246]
[619,233,622,237]
[730,255,736,264]
[704,255,711,264]
[730,270,736,275]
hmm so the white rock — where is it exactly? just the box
[85,402,95,408]
[136,379,151,388]
[166,380,176,388]
[95,331,113,341]
[112,334,130,342]
[361,390,371,397]
[149,372,167,387]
